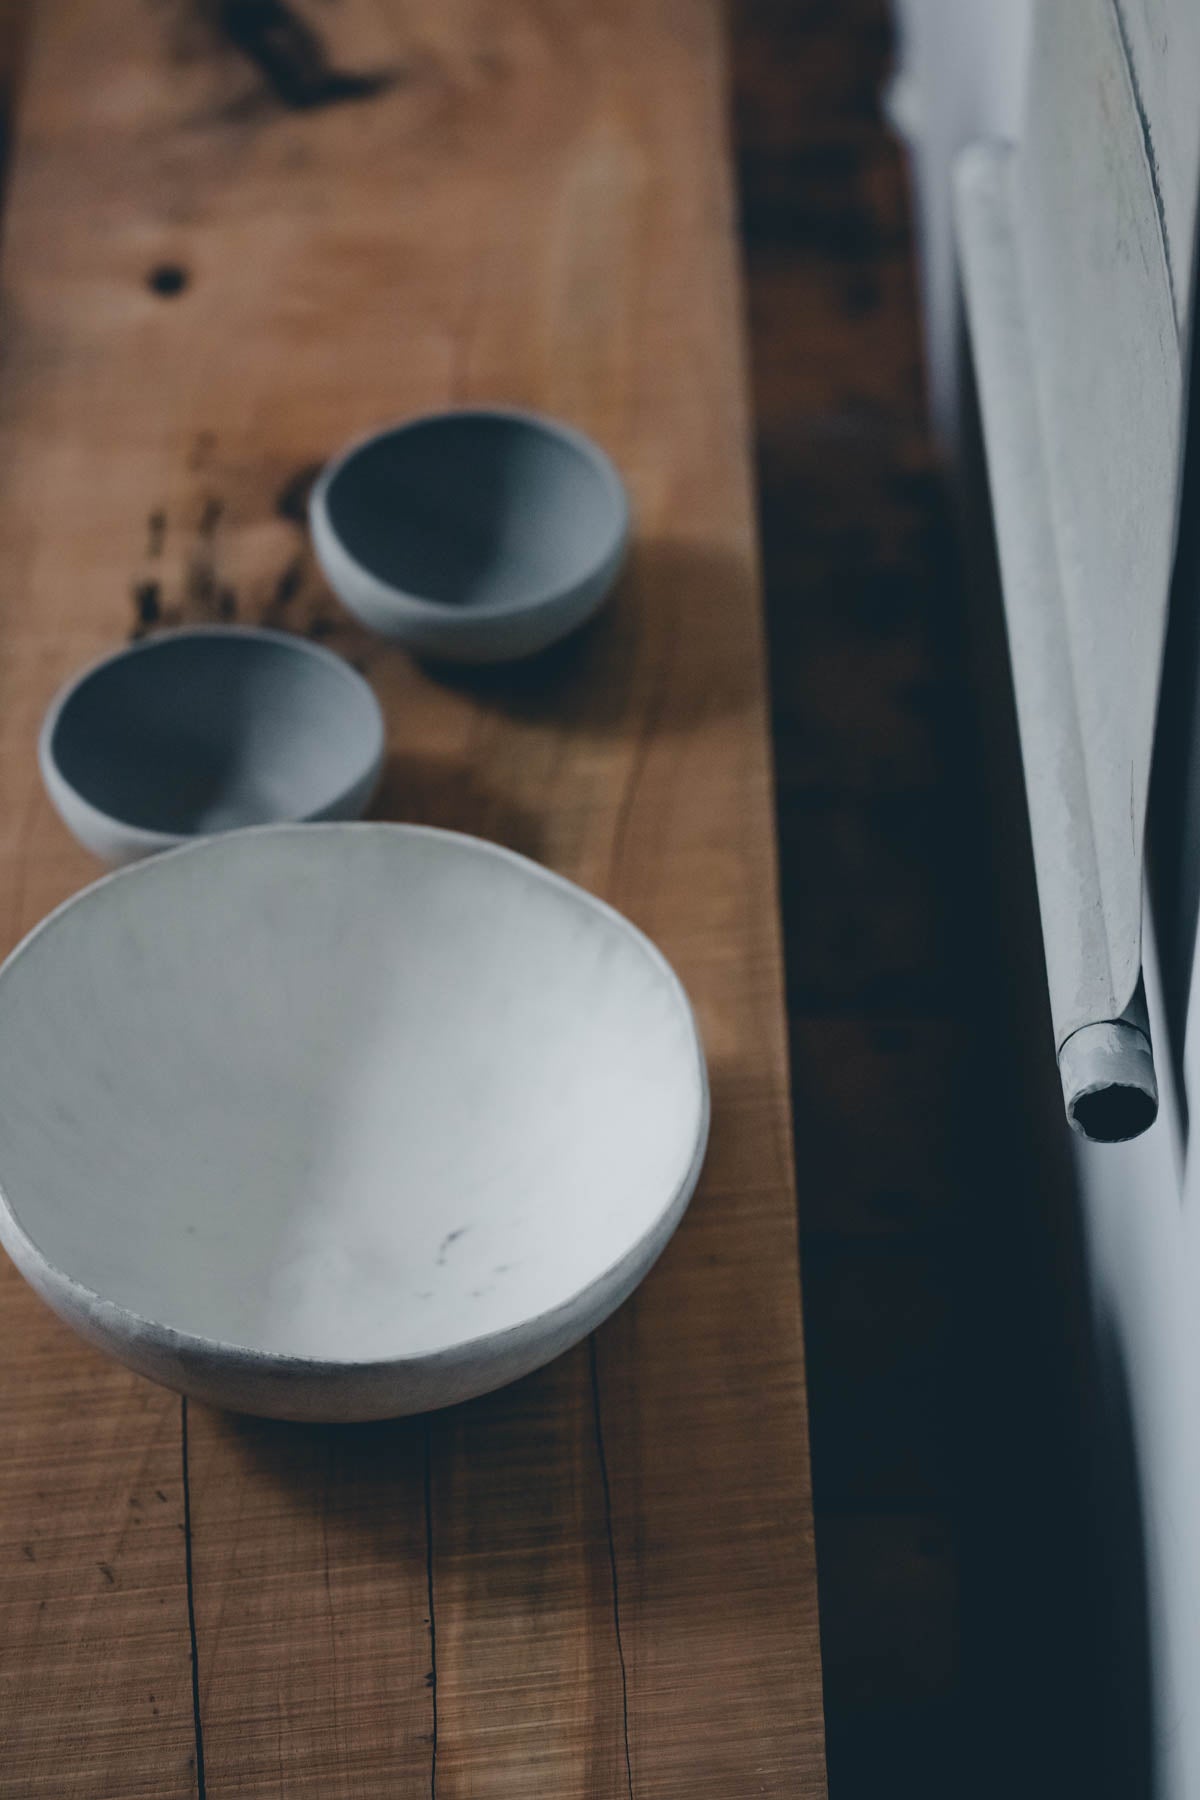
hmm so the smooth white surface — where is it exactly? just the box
[39,627,384,865]
[891,0,1030,444]
[1072,914,1196,1800]
[310,408,629,663]
[0,824,708,1420]
[955,138,1164,1136]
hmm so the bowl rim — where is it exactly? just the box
[0,821,710,1376]
[309,404,632,624]
[38,624,386,851]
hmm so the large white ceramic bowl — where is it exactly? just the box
[310,408,630,663]
[0,825,707,1420]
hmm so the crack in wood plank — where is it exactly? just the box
[423,1416,439,1800]
[589,1335,635,1800]
[180,1398,208,1800]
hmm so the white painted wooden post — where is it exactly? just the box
[900,4,1200,1793]
[955,4,1182,1140]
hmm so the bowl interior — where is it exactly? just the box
[323,413,624,610]
[0,828,704,1362]
[48,633,381,836]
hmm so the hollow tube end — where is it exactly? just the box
[1059,1021,1159,1144]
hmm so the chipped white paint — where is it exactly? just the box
[1108,0,1200,326]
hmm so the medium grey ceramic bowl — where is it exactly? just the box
[0,825,708,1420]
[39,627,385,865]
[309,407,630,663]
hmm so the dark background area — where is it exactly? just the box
[730,4,1126,1794]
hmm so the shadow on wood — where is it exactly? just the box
[368,749,547,862]
[419,540,757,740]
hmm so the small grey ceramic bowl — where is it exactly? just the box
[39,626,384,865]
[309,407,630,663]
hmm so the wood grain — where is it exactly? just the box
[0,1,825,1795]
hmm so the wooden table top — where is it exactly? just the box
[0,2,826,1794]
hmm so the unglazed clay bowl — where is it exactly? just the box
[0,824,708,1420]
[309,408,630,663]
[39,627,385,865]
